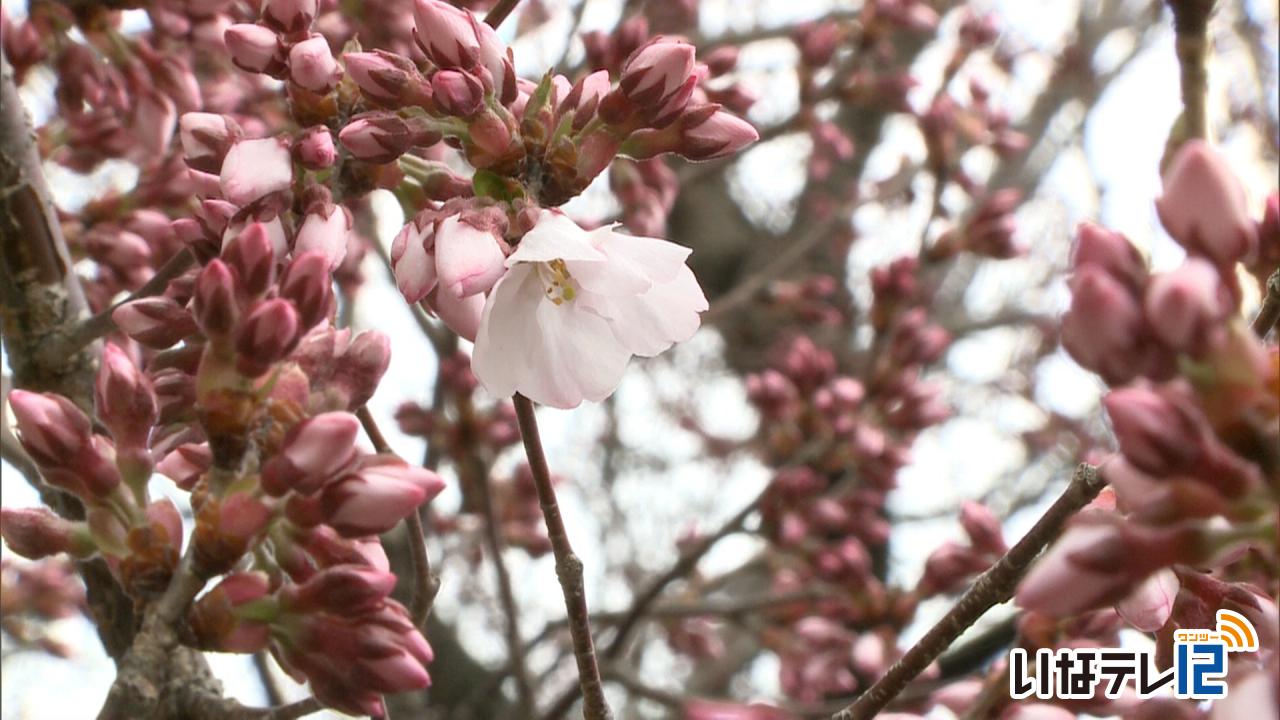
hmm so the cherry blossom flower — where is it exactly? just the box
[472,209,707,408]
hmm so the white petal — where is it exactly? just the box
[597,265,707,357]
[523,301,630,407]
[507,210,606,265]
[473,265,541,400]
[294,208,350,270]
[592,227,691,284]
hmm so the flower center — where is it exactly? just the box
[538,259,578,306]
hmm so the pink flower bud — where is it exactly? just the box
[263,0,317,33]
[412,0,480,69]
[793,21,841,67]
[178,112,242,174]
[343,51,419,106]
[336,331,392,409]
[1016,519,1135,617]
[8,390,92,472]
[222,222,277,297]
[1060,267,1145,386]
[234,298,301,376]
[293,126,336,170]
[282,565,397,613]
[703,46,740,76]
[432,69,484,117]
[294,204,351,270]
[959,501,1006,556]
[467,111,513,161]
[1156,140,1257,267]
[677,108,759,161]
[219,137,293,206]
[1143,258,1233,355]
[113,297,198,349]
[189,571,274,652]
[391,218,437,303]
[428,282,484,342]
[95,343,157,450]
[192,259,240,337]
[471,14,515,103]
[434,215,507,298]
[260,411,360,496]
[288,35,340,93]
[1115,568,1179,632]
[319,457,445,537]
[919,541,988,595]
[339,113,429,164]
[1103,386,1208,477]
[224,23,284,76]
[156,443,211,490]
[194,492,275,574]
[1,507,94,559]
[1073,222,1146,290]
[619,37,696,107]
[279,250,334,330]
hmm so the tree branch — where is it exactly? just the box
[513,394,613,720]
[830,464,1105,720]
[356,406,440,625]
[1252,269,1280,338]
[1167,0,1215,140]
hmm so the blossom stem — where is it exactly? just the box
[483,0,522,29]
[1252,269,1280,338]
[63,248,196,355]
[1167,0,1215,140]
[829,464,1105,720]
[356,406,439,625]
[513,394,613,720]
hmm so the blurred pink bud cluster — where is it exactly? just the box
[1018,141,1277,662]
[0,557,87,658]
[225,0,341,94]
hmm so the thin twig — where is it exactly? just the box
[484,0,522,29]
[253,652,285,707]
[474,451,536,709]
[1252,269,1280,338]
[235,697,325,719]
[513,394,613,720]
[356,406,439,625]
[830,464,1105,720]
[63,248,195,355]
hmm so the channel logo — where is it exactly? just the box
[1010,609,1259,701]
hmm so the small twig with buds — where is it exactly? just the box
[1252,269,1280,337]
[1166,0,1216,140]
[830,464,1105,720]
[63,248,195,355]
[355,406,439,625]
[513,394,613,720]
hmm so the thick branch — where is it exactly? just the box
[513,394,613,720]
[830,464,1105,720]
[1252,269,1280,338]
[1167,0,1215,140]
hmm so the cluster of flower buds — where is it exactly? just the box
[0,557,86,658]
[1017,141,1278,685]
[190,562,432,716]
[738,320,950,701]
[928,188,1025,260]
[224,0,342,97]
[916,501,1007,597]
[2,143,449,714]
[338,0,756,208]
[2,350,184,599]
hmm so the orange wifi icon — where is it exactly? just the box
[1216,609,1259,652]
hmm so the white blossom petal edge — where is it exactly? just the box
[473,209,709,408]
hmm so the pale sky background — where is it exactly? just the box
[2,0,1278,718]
